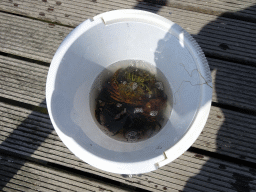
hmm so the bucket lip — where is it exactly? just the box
[46,9,212,174]
[93,9,174,31]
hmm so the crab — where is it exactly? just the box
[95,66,167,142]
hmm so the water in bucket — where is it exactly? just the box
[90,60,173,143]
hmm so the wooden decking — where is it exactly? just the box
[1,0,256,191]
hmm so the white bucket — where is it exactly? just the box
[46,9,212,174]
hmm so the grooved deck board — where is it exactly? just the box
[2,0,256,23]
[1,96,256,163]
[0,55,48,107]
[1,43,256,111]
[0,154,130,192]
[137,0,256,21]
[1,102,256,192]
[1,2,256,65]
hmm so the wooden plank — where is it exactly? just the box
[1,2,256,65]
[208,57,256,111]
[0,12,71,63]
[1,102,256,192]
[0,55,48,107]
[2,0,256,24]
[1,96,256,163]
[136,0,256,21]
[0,154,130,192]
[1,40,256,112]
[195,112,256,162]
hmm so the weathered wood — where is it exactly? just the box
[136,0,256,21]
[0,55,48,107]
[209,57,256,111]
[2,0,256,24]
[0,154,130,192]
[0,12,71,63]
[1,40,256,112]
[1,102,256,192]
[194,106,256,163]
[1,2,256,65]
[1,97,256,163]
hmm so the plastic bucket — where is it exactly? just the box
[46,9,212,174]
